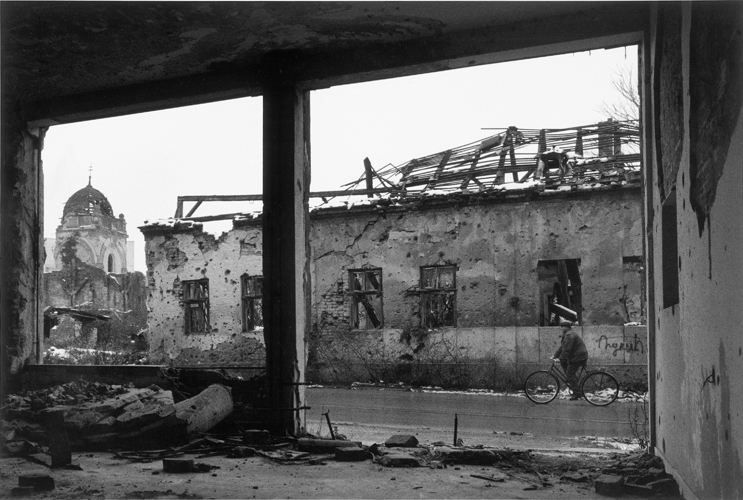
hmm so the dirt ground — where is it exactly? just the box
[0,427,681,500]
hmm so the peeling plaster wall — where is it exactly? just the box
[649,3,743,498]
[142,187,645,384]
[309,187,645,384]
[140,224,265,367]
[311,188,643,330]
[1,116,45,391]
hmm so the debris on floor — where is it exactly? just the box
[596,451,681,496]
[1,381,234,458]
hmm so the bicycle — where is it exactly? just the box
[524,359,619,406]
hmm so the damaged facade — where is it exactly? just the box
[42,183,147,363]
[141,122,647,387]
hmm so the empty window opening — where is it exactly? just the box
[107,254,114,273]
[662,189,679,308]
[622,256,646,323]
[241,275,264,332]
[420,265,457,328]
[349,268,383,329]
[183,279,210,334]
[537,259,582,325]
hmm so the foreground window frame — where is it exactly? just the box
[420,265,457,328]
[183,278,210,334]
[349,268,383,330]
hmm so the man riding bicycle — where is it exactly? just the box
[552,320,588,400]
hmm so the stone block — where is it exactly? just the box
[594,474,624,496]
[11,486,35,497]
[377,451,422,467]
[18,474,55,491]
[297,438,363,453]
[432,446,505,465]
[335,446,370,462]
[385,434,418,448]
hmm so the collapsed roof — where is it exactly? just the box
[343,119,641,197]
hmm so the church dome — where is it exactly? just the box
[63,183,114,218]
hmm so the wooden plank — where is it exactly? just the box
[426,150,452,191]
[185,200,203,218]
[459,151,482,191]
[363,157,374,197]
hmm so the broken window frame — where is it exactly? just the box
[241,274,264,332]
[349,268,383,330]
[183,278,210,334]
[537,259,582,326]
[419,265,457,328]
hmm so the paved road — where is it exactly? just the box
[306,387,642,443]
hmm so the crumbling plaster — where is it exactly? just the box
[141,224,265,367]
[1,121,45,384]
[311,187,643,331]
[142,186,646,384]
[648,3,743,498]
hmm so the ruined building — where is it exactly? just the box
[141,122,647,387]
[42,182,147,362]
[2,3,741,498]
[44,178,134,274]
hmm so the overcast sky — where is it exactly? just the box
[42,46,638,274]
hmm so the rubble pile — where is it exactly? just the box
[1,381,233,455]
[595,451,680,497]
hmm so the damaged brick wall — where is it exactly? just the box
[311,187,643,330]
[140,222,265,367]
[308,187,645,386]
[141,186,645,385]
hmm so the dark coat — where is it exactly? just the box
[554,329,588,364]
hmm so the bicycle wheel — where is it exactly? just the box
[581,371,619,406]
[524,371,560,404]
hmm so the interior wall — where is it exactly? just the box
[0,116,45,392]
[649,3,743,498]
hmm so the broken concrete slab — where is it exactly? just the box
[334,446,371,462]
[432,445,519,465]
[376,450,424,467]
[594,474,625,496]
[385,434,419,448]
[297,438,363,453]
[18,474,55,491]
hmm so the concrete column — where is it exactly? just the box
[262,79,310,436]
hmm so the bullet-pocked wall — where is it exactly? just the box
[647,3,743,498]
[139,222,265,367]
[141,185,646,386]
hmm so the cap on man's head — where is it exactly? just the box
[560,320,573,327]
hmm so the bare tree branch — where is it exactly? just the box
[597,63,640,122]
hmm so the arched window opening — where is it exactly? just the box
[107,254,114,273]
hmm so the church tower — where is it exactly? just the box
[51,177,131,273]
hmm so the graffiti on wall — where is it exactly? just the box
[596,333,644,357]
